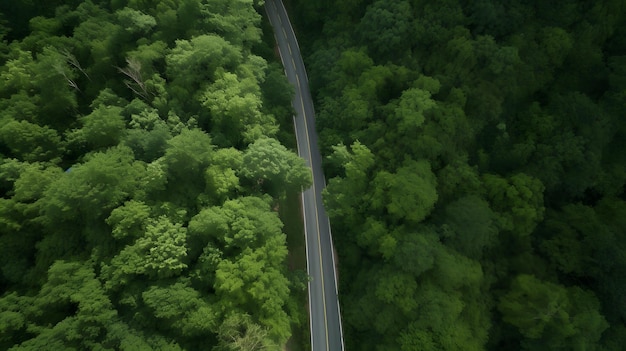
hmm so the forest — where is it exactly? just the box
[1,0,626,350]
[285,0,626,350]
[0,0,313,350]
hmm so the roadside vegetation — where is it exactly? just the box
[0,1,311,350]
[288,0,626,350]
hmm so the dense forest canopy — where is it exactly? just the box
[2,0,626,350]
[0,0,312,350]
[286,0,626,350]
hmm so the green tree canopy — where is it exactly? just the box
[102,215,188,289]
[498,274,608,350]
[240,137,311,196]
[0,119,63,162]
[371,159,438,224]
[40,146,145,223]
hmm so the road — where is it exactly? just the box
[264,1,344,350]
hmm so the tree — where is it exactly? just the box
[40,146,145,223]
[204,148,243,203]
[166,34,242,105]
[158,128,214,209]
[0,292,30,349]
[323,141,375,227]
[201,0,263,48]
[162,128,213,179]
[125,39,167,79]
[214,243,291,344]
[371,159,438,224]
[392,227,439,277]
[188,196,284,258]
[141,281,217,338]
[123,108,172,162]
[71,3,126,98]
[201,70,277,146]
[538,198,626,325]
[102,215,188,290]
[261,63,294,134]
[408,284,487,351]
[0,49,37,96]
[75,104,126,150]
[378,77,472,167]
[398,321,438,351]
[0,0,312,349]
[106,200,151,240]
[498,274,608,350]
[0,47,79,130]
[374,268,418,314]
[0,162,61,287]
[4,261,119,350]
[189,195,291,343]
[481,173,545,238]
[240,138,311,196]
[358,0,413,59]
[287,0,626,349]
[442,195,498,259]
[465,0,528,38]
[115,7,156,35]
[0,119,63,162]
[215,313,275,351]
[436,156,481,202]
[392,87,437,133]
[353,217,394,258]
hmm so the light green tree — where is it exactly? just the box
[40,146,145,223]
[240,138,311,196]
[215,313,275,351]
[5,261,118,350]
[205,148,243,203]
[141,281,218,337]
[188,196,283,256]
[201,0,263,47]
[201,70,277,145]
[166,34,242,94]
[106,200,151,240]
[102,215,188,289]
[214,240,291,344]
[76,105,126,149]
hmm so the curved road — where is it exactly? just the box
[264,1,344,350]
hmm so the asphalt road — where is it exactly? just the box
[264,1,344,350]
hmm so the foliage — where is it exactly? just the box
[0,0,302,349]
[3,0,626,349]
[289,0,626,349]
[241,137,311,196]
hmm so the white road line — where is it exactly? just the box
[268,1,344,349]
[268,5,316,347]
[299,91,330,351]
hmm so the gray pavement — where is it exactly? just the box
[264,1,344,350]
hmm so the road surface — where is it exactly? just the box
[264,1,344,350]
